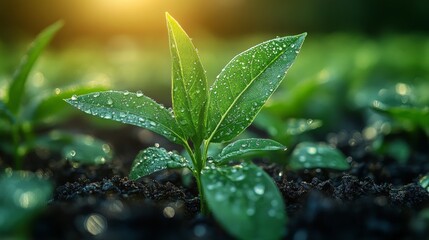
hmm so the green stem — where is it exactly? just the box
[12,124,23,169]
[183,141,197,170]
[195,170,208,215]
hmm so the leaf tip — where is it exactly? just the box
[165,12,175,23]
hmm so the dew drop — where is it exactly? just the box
[107,98,113,105]
[253,184,265,195]
[68,150,76,158]
[246,208,255,216]
[71,95,77,101]
[136,91,143,97]
[307,147,317,154]
[102,144,111,154]
[268,209,277,217]
[215,192,226,201]
[93,93,100,98]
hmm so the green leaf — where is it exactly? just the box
[166,13,208,139]
[0,100,15,123]
[289,142,350,170]
[7,21,63,114]
[61,135,113,165]
[214,138,286,164]
[0,170,52,234]
[129,147,188,180]
[373,102,429,132]
[284,118,322,135]
[254,111,322,142]
[419,174,429,192]
[35,131,113,165]
[65,91,185,144]
[201,163,286,240]
[28,85,108,124]
[253,111,284,138]
[206,33,306,142]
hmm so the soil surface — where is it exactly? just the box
[4,124,429,239]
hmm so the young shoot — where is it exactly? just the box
[66,13,306,240]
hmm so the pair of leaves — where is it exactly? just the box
[67,14,306,145]
[128,138,286,180]
[128,142,287,240]
[168,12,307,143]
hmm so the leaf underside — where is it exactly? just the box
[201,163,286,240]
[167,13,208,140]
[206,33,306,143]
[129,147,188,180]
[65,91,185,144]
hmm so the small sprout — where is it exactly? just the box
[66,12,306,240]
[0,21,111,169]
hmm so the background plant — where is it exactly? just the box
[66,13,305,240]
[0,21,112,169]
[0,170,52,239]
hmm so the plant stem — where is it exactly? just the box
[12,124,23,169]
[195,170,208,215]
[189,139,209,215]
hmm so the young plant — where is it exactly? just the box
[0,21,112,168]
[254,113,350,171]
[66,13,306,240]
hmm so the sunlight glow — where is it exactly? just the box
[94,0,145,11]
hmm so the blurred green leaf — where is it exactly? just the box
[129,147,188,180]
[206,33,306,142]
[289,142,350,170]
[0,99,15,123]
[214,138,286,164]
[201,163,286,240]
[28,84,108,124]
[255,111,322,138]
[166,13,208,140]
[36,131,113,165]
[7,21,63,114]
[419,174,429,192]
[284,118,322,135]
[0,170,52,236]
[373,102,429,133]
[65,91,186,144]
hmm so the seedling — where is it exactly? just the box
[0,21,112,168]
[66,13,305,240]
[253,113,350,171]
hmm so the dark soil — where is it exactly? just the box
[6,125,429,239]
